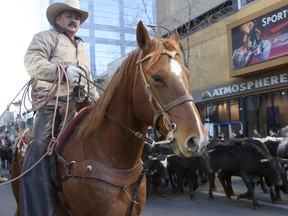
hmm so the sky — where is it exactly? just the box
[0,0,49,115]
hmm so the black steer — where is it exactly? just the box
[258,137,288,201]
[142,143,169,198]
[208,139,284,210]
[166,151,214,200]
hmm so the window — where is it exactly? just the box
[83,42,90,56]
[237,0,257,9]
[77,28,89,37]
[125,46,136,55]
[229,99,239,122]
[80,0,90,23]
[207,103,218,123]
[95,30,120,40]
[218,101,229,123]
[94,0,120,26]
[95,44,121,74]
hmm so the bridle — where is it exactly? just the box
[107,49,194,147]
[136,49,194,144]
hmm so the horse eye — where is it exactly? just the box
[152,75,163,83]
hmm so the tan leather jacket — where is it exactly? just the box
[24,25,99,109]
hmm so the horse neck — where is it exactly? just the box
[103,58,146,168]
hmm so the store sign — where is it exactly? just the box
[193,70,288,102]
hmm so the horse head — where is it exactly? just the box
[133,21,208,157]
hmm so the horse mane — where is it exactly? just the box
[76,36,182,139]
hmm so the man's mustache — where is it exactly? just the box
[68,22,77,28]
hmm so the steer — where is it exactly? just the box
[142,143,169,198]
[255,137,288,201]
[276,125,288,138]
[166,151,214,200]
[208,138,284,210]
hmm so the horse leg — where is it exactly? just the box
[11,157,21,216]
[54,191,70,216]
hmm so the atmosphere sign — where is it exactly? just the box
[231,4,288,70]
[192,70,288,103]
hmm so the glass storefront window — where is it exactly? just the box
[196,89,288,138]
[239,90,287,137]
[273,91,288,127]
[246,95,261,136]
[218,101,229,123]
[229,99,239,122]
[208,103,218,123]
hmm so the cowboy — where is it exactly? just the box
[19,0,99,215]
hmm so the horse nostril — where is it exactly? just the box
[186,136,198,152]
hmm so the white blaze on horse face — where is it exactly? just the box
[170,60,207,152]
[170,59,189,93]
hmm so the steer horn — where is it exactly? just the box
[279,158,288,162]
[259,159,268,163]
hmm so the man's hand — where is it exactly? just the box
[66,66,82,84]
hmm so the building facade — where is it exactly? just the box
[156,0,288,138]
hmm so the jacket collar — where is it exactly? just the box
[53,25,83,42]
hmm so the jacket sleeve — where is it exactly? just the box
[88,72,100,101]
[24,31,58,82]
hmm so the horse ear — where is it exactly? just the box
[169,29,179,43]
[136,20,151,53]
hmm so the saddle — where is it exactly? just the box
[55,105,91,155]
[13,128,33,159]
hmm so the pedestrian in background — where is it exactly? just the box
[236,130,245,138]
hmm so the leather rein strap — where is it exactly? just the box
[136,50,194,139]
[163,94,193,112]
[105,49,194,145]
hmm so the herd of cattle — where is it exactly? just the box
[142,126,288,210]
[1,126,288,210]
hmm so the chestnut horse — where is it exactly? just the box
[11,127,33,216]
[13,21,208,215]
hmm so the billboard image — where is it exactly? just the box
[231,5,288,70]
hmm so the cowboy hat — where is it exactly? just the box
[46,0,90,26]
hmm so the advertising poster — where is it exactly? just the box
[231,5,288,70]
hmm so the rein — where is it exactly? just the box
[105,49,194,148]
[137,50,194,141]
[105,112,154,145]
[101,49,194,214]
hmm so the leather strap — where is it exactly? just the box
[68,160,143,187]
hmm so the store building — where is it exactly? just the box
[156,0,288,138]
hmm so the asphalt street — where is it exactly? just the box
[1,168,288,216]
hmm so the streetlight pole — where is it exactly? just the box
[147,24,188,67]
